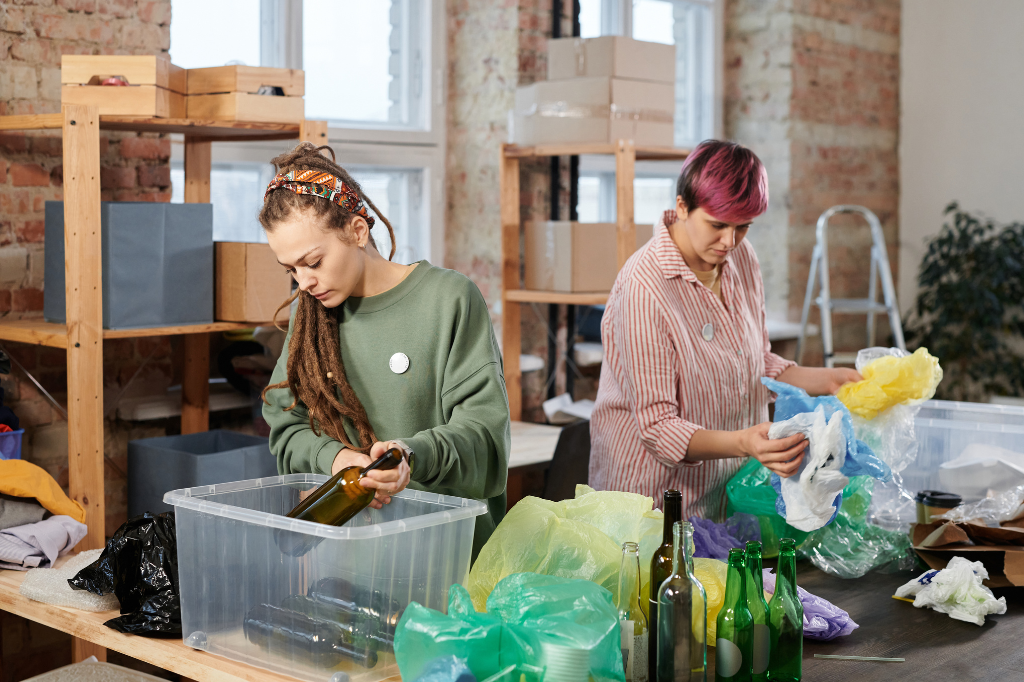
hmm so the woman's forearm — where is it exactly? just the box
[686,428,742,461]
[775,365,862,396]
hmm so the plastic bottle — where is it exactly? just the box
[243,603,379,669]
[619,541,650,682]
[744,541,770,682]
[716,548,753,682]
[656,521,707,682]
[767,539,802,682]
[650,490,683,682]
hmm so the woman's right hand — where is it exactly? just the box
[736,422,807,477]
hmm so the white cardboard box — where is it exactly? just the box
[548,36,676,84]
[514,77,675,146]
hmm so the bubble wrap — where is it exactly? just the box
[23,660,166,682]
[19,549,119,612]
[761,569,859,641]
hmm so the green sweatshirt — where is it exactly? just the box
[263,261,510,556]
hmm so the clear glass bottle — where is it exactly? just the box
[619,541,650,682]
[744,541,770,682]
[243,603,378,669]
[767,539,802,682]
[649,491,683,682]
[716,548,753,682]
[656,521,707,682]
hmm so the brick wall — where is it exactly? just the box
[725,0,900,363]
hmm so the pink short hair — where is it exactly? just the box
[676,140,768,223]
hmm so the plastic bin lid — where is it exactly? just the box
[914,490,962,508]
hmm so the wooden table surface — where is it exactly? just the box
[793,561,1024,681]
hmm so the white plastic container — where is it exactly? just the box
[165,475,487,682]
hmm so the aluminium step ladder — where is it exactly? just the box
[796,205,906,367]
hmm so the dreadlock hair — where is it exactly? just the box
[259,142,397,454]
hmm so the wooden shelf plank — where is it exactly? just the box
[504,289,609,305]
[0,560,297,682]
[0,114,65,131]
[102,321,267,338]
[0,320,68,348]
[99,116,301,139]
[504,143,690,161]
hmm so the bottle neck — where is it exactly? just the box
[683,526,695,575]
[663,495,682,544]
[671,526,683,576]
[777,551,797,595]
[617,545,640,616]
[359,448,403,477]
[725,559,746,607]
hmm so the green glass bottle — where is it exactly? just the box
[767,539,802,682]
[243,603,379,669]
[716,548,753,682]
[656,521,707,682]
[744,541,770,682]
[277,447,405,556]
[649,490,683,682]
[279,594,392,653]
[308,576,404,641]
[618,541,650,682]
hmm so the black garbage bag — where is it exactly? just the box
[68,512,181,636]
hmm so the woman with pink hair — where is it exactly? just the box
[589,139,860,521]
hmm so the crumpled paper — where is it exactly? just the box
[894,556,1007,626]
[761,569,859,640]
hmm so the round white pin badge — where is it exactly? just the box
[389,352,410,374]
[702,323,714,342]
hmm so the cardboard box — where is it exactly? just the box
[548,36,676,84]
[186,66,304,96]
[187,92,305,123]
[525,221,654,292]
[514,77,674,147]
[216,242,293,324]
[61,55,186,118]
[911,521,1024,588]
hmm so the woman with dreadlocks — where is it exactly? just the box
[260,142,510,556]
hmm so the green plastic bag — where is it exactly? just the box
[468,486,662,612]
[725,458,813,557]
[395,573,625,682]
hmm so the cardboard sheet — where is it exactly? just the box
[911,521,1024,588]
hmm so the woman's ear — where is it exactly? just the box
[675,195,688,224]
[348,215,370,248]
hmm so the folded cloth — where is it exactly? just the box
[0,515,87,570]
[0,460,85,522]
[0,493,48,531]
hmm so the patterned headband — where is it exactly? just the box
[264,169,375,227]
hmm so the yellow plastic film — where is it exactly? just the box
[836,347,943,420]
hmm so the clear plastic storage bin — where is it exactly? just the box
[165,475,487,682]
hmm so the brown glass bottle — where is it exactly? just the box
[649,490,683,682]
[277,447,405,557]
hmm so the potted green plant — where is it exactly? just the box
[905,202,1024,402]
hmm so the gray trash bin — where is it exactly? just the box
[128,430,278,517]
[44,201,213,329]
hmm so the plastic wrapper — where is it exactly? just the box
[395,573,622,682]
[688,514,760,560]
[837,347,942,421]
[893,557,1007,626]
[19,549,119,612]
[68,512,180,636]
[410,656,477,682]
[933,484,1024,526]
[693,557,727,641]
[468,486,661,611]
[761,569,859,640]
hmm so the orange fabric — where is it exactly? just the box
[0,460,86,523]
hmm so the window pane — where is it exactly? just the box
[579,0,602,38]
[170,0,261,68]
[303,0,395,124]
[577,176,601,223]
[170,162,270,242]
[348,168,427,265]
[579,173,676,224]
[634,177,676,226]
[632,0,675,45]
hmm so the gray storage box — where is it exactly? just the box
[44,201,214,329]
[128,429,278,517]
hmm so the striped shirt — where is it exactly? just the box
[589,216,795,521]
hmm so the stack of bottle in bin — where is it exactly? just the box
[618,490,804,682]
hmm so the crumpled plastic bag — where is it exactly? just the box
[934,484,1024,526]
[893,557,1007,626]
[837,347,942,420]
[762,379,891,533]
[694,558,727,641]
[395,574,622,682]
[68,512,180,636]
[468,486,661,612]
[725,458,813,557]
[761,569,859,640]
[689,514,761,560]
[410,655,477,682]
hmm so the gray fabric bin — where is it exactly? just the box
[44,201,213,329]
[127,430,278,517]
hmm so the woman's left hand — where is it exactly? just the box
[775,366,863,396]
[359,440,412,508]
[823,367,863,394]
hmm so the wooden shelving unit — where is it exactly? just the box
[499,141,691,420]
[0,109,326,554]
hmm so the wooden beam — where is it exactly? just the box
[504,290,610,306]
[615,139,637,269]
[62,104,104,553]
[0,320,68,347]
[0,113,65,131]
[499,145,522,421]
[181,137,212,434]
[299,119,328,144]
[73,638,107,663]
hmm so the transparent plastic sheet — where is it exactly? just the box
[395,574,622,682]
[893,557,1007,626]
[19,549,119,612]
[468,486,662,611]
[761,570,858,640]
[933,484,1024,526]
